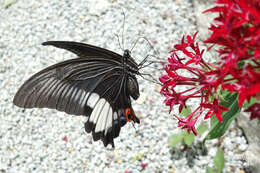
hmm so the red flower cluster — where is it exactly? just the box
[204,0,260,108]
[160,33,229,135]
[160,0,260,134]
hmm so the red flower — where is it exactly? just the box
[223,66,260,107]
[174,107,201,135]
[245,103,260,120]
[201,99,229,122]
[141,162,147,169]
[62,136,68,142]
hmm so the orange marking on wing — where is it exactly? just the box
[124,108,131,122]
[124,108,137,123]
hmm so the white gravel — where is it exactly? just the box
[0,0,249,172]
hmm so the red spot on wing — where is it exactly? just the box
[124,108,137,123]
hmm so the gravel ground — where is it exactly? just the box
[0,0,249,173]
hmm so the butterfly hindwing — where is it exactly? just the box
[84,75,132,146]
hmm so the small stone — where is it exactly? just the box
[156,85,162,92]
[136,92,147,104]
[68,147,74,153]
[238,144,247,152]
[117,159,122,164]
[169,168,175,173]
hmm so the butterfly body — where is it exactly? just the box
[13,41,140,147]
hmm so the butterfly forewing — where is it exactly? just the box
[13,41,140,147]
[42,41,123,63]
[42,41,139,70]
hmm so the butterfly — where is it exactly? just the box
[13,41,142,147]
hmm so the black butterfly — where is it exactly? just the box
[13,41,142,147]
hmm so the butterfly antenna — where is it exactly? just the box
[115,33,123,51]
[122,11,126,50]
[143,36,160,59]
[130,36,163,69]
[130,37,140,52]
[131,36,160,58]
[114,10,126,52]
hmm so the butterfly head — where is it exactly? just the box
[123,49,131,58]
